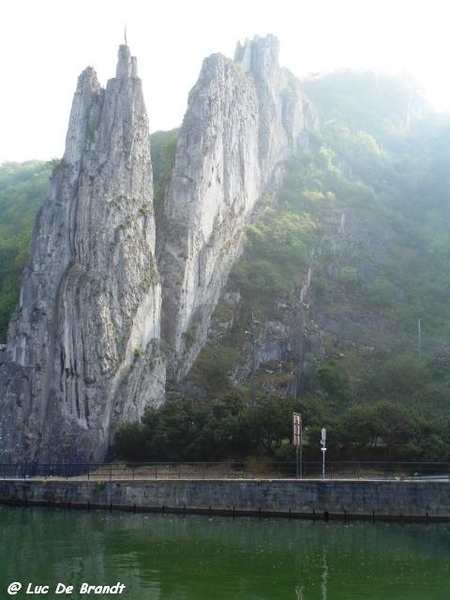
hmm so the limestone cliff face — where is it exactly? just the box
[0,35,315,462]
[234,35,314,173]
[0,45,164,463]
[161,34,316,381]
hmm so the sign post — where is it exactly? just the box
[320,428,327,479]
[293,412,302,479]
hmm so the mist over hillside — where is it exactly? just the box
[2,66,450,462]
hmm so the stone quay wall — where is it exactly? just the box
[0,479,449,521]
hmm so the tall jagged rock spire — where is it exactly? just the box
[234,34,314,168]
[161,34,317,383]
[116,43,138,78]
[0,35,316,463]
[0,45,164,463]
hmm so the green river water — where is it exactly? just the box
[1,506,449,599]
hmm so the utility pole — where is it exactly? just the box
[246,313,259,403]
[251,326,256,403]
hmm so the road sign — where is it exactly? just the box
[293,412,302,446]
[293,413,302,479]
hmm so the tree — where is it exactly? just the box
[372,402,417,460]
[250,394,295,454]
[372,354,430,400]
[114,422,147,461]
[337,404,382,451]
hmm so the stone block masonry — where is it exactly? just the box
[0,479,449,522]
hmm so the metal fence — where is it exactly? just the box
[0,461,449,481]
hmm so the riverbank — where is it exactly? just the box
[0,478,449,522]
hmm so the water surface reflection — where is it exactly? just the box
[1,507,449,599]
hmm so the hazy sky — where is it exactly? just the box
[1,0,449,163]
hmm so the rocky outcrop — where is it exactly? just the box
[0,45,164,463]
[161,34,316,382]
[0,35,316,462]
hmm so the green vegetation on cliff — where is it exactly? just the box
[150,127,180,217]
[181,71,450,462]
[0,160,52,339]
[2,73,450,463]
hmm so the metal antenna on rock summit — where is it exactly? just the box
[124,25,128,45]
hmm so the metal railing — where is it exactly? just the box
[0,461,449,481]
